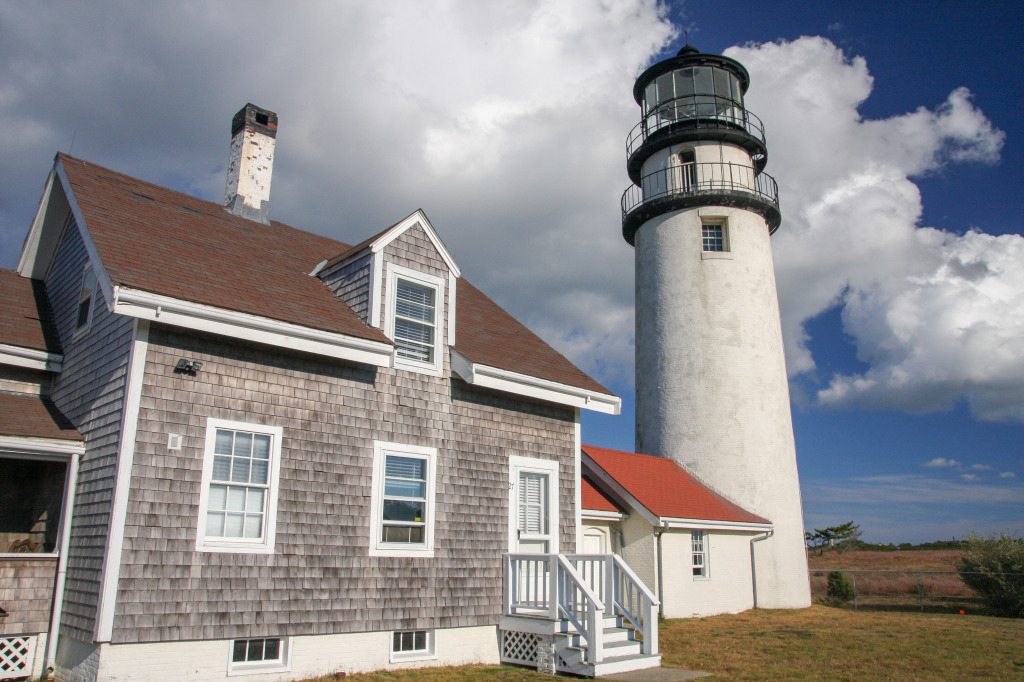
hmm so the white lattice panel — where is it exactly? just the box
[500,630,540,665]
[0,636,32,680]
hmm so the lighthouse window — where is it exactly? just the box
[702,223,727,252]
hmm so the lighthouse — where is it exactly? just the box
[622,44,811,608]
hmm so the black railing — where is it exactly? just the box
[627,95,766,158]
[621,161,778,218]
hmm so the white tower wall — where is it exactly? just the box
[634,200,810,608]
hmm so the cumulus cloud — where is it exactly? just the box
[727,38,1018,423]
[960,473,981,482]
[923,457,961,468]
[1001,472,1017,479]
[970,464,993,471]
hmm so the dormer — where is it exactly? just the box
[317,210,459,377]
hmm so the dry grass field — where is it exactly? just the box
[806,549,964,572]
[302,604,1024,682]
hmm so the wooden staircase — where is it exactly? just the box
[500,553,661,677]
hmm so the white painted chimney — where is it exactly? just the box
[224,103,277,224]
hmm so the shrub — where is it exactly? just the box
[826,570,854,604]
[957,532,1024,617]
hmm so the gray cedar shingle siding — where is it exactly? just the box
[0,559,57,634]
[112,325,575,644]
[44,219,135,641]
[321,252,373,324]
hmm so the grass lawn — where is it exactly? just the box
[301,605,1024,681]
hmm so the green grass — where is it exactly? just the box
[301,606,1024,681]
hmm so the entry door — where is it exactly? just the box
[509,456,559,554]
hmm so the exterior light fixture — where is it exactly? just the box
[174,359,203,374]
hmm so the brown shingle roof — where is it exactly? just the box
[58,154,390,346]
[0,269,61,354]
[454,280,613,396]
[55,154,612,397]
[0,392,83,441]
[583,444,769,524]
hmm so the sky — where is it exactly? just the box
[1,1,1021,544]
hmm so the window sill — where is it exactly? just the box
[0,552,59,560]
[228,662,290,677]
[390,652,437,664]
[393,356,444,377]
[369,545,435,558]
[701,251,733,260]
[197,540,275,555]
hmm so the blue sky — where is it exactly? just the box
[1,1,1021,543]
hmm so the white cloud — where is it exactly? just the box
[922,457,961,468]
[726,38,1018,423]
[960,473,982,482]
[1001,472,1017,479]
[970,464,993,471]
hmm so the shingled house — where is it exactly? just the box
[0,105,667,681]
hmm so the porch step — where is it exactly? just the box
[591,652,663,677]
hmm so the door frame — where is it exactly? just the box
[508,455,560,554]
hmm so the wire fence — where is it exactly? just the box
[808,569,1024,615]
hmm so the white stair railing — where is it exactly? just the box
[503,553,606,664]
[565,554,660,656]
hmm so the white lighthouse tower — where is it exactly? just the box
[622,44,811,608]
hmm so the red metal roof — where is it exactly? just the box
[582,444,769,524]
[53,154,612,397]
[0,393,83,442]
[0,269,61,354]
[581,476,623,513]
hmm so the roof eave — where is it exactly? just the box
[0,344,63,372]
[0,435,85,460]
[659,517,773,532]
[451,349,621,414]
[112,287,395,367]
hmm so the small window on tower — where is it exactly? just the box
[702,223,727,252]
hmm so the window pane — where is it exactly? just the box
[231,457,251,483]
[212,456,231,481]
[393,632,402,651]
[385,479,426,498]
[386,456,425,480]
[263,638,280,661]
[383,525,424,543]
[227,486,246,511]
[414,631,426,650]
[247,639,263,662]
[208,484,227,511]
[243,513,263,539]
[394,318,433,345]
[224,513,244,537]
[674,68,694,97]
[713,68,730,99]
[233,432,253,458]
[693,67,713,95]
[246,488,265,513]
[76,298,92,329]
[252,435,270,460]
[383,499,424,522]
[656,73,673,103]
[401,631,413,651]
[215,430,233,455]
[206,511,225,537]
[250,459,269,485]
[233,640,247,663]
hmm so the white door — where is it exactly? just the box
[583,529,606,555]
[508,456,559,554]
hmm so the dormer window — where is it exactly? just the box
[75,266,97,335]
[385,264,445,376]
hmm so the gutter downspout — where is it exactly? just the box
[44,453,80,678]
[655,521,668,618]
[749,528,774,609]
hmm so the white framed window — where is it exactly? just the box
[385,263,445,376]
[228,637,290,676]
[369,441,437,557]
[701,223,727,252]
[196,419,283,554]
[692,530,709,578]
[390,629,435,662]
[508,455,559,554]
[74,265,97,336]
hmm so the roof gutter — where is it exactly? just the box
[112,287,394,367]
[655,521,668,618]
[43,452,80,677]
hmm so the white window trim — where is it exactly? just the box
[196,419,283,554]
[385,263,445,377]
[227,637,291,676]
[692,529,710,580]
[508,455,560,554]
[369,441,437,558]
[73,264,96,338]
[389,629,437,663]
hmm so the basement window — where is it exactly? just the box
[391,630,435,662]
[228,637,289,675]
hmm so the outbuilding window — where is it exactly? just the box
[692,530,709,578]
[229,637,289,675]
[391,629,435,662]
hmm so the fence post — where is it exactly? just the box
[918,572,924,612]
[852,572,857,610]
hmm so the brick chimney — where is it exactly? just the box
[224,103,277,224]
